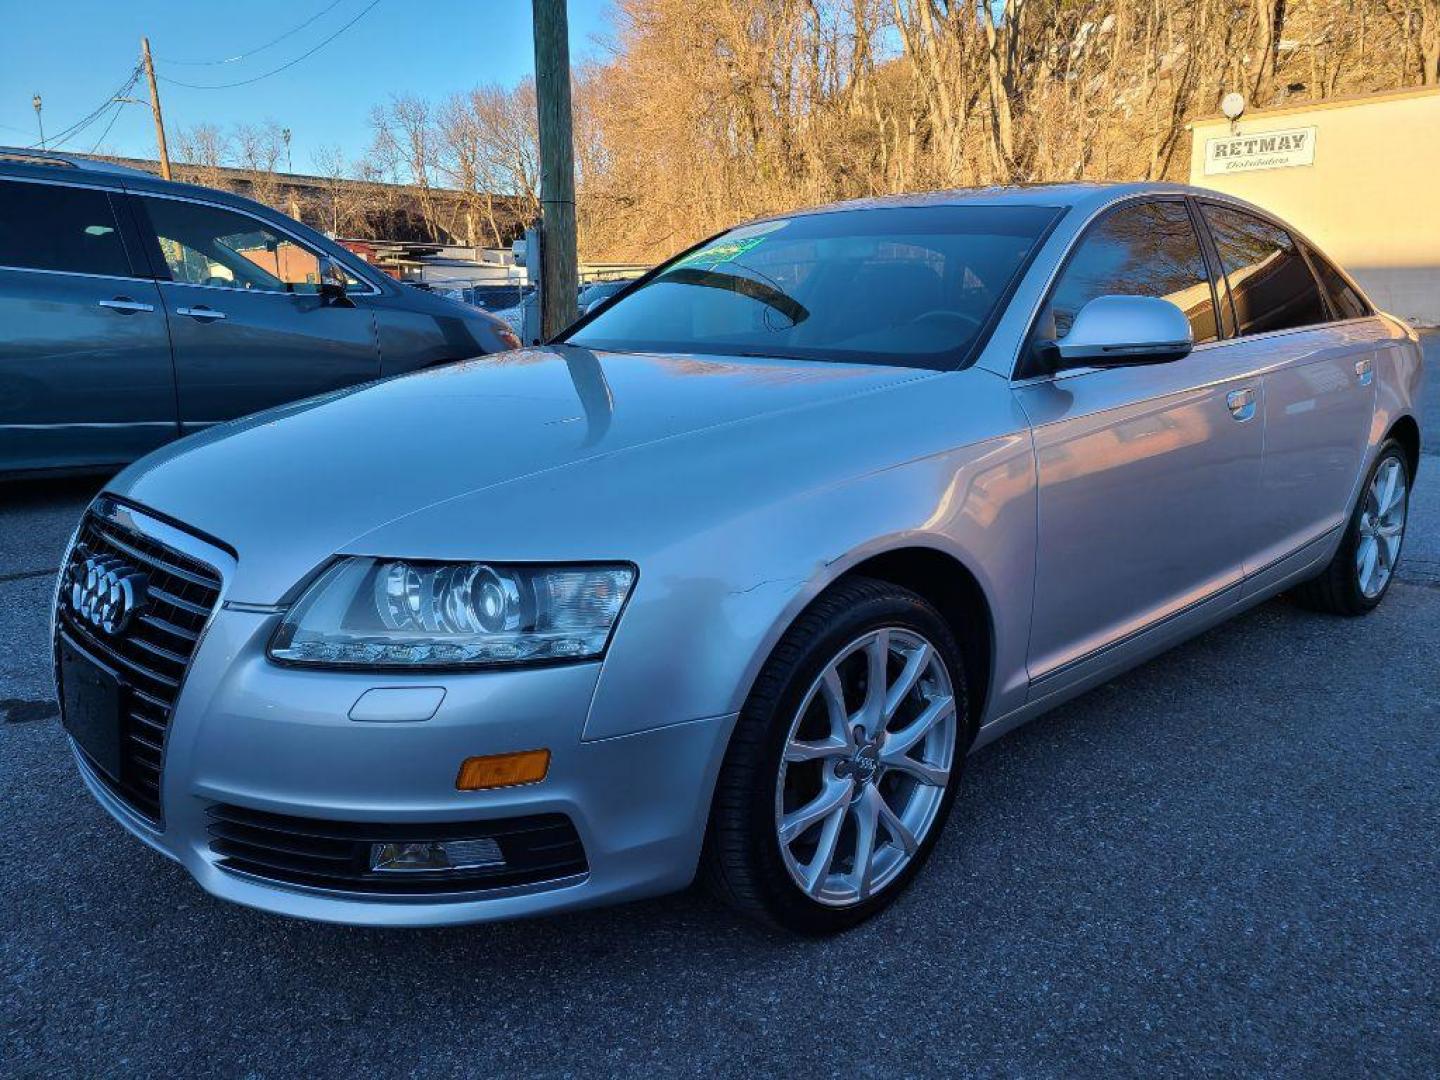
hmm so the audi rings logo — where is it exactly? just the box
[67,554,149,636]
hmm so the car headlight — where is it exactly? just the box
[268,558,635,668]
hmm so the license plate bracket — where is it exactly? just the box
[58,637,124,782]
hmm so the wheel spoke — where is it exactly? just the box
[1358,535,1379,592]
[784,736,850,763]
[1378,529,1400,571]
[883,643,933,725]
[873,788,918,855]
[859,630,890,726]
[882,693,955,760]
[1377,462,1400,516]
[850,787,880,899]
[801,804,847,896]
[883,755,949,788]
[819,666,849,740]
[779,778,853,845]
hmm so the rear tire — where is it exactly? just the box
[1291,439,1410,616]
[702,577,969,935]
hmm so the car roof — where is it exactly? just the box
[0,146,291,210]
[762,182,1199,221]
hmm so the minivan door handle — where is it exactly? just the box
[97,297,155,314]
[175,305,227,322]
[1226,387,1257,422]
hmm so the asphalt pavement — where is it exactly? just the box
[2,338,1438,1078]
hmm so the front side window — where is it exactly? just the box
[564,205,1060,369]
[1033,200,1219,357]
[142,197,326,293]
[0,180,131,277]
[1201,205,1329,335]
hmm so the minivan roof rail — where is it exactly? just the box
[0,147,77,168]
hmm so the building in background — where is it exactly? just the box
[1190,86,1440,326]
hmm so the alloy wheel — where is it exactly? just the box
[1357,456,1408,599]
[774,627,957,907]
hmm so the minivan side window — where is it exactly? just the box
[1305,245,1372,320]
[1033,200,1218,361]
[1200,204,1329,335]
[141,196,327,293]
[0,180,132,277]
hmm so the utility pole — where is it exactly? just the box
[31,94,44,148]
[140,37,172,180]
[531,0,578,339]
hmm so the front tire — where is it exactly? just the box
[703,577,969,934]
[1292,438,1410,615]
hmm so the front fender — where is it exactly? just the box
[581,383,1037,742]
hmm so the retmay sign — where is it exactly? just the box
[1204,126,1317,174]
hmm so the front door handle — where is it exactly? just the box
[1355,356,1374,386]
[1226,387,1257,422]
[176,305,226,322]
[98,297,155,314]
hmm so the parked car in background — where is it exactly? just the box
[54,184,1421,934]
[462,283,534,313]
[0,147,521,476]
[577,277,638,316]
[496,288,540,345]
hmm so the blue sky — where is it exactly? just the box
[0,0,614,170]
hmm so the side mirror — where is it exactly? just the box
[317,256,352,306]
[1051,295,1193,369]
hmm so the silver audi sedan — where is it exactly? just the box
[54,184,1423,934]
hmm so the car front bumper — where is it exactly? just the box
[71,604,735,927]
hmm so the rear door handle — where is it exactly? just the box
[175,305,226,322]
[1226,387,1257,422]
[1355,356,1374,386]
[97,297,154,314]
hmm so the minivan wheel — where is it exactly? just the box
[1292,439,1410,616]
[703,577,969,934]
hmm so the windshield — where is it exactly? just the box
[564,205,1059,369]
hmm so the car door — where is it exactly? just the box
[129,192,379,431]
[1197,202,1380,579]
[0,176,175,472]
[1012,198,1265,690]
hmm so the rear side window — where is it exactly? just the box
[1201,205,1328,335]
[0,180,131,277]
[1035,200,1219,352]
[1306,246,1371,320]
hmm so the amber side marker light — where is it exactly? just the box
[456,749,551,791]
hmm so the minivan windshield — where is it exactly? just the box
[564,205,1059,369]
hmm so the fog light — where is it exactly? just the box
[370,837,505,873]
[455,748,550,790]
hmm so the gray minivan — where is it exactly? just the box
[0,148,520,476]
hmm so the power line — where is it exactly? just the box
[159,0,381,90]
[159,0,348,65]
[29,65,142,149]
[86,100,127,154]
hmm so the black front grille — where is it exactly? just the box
[207,803,589,895]
[57,509,223,824]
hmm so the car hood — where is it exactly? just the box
[109,346,931,602]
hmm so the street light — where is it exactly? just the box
[282,127,292,174]
[32,94,44,149]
